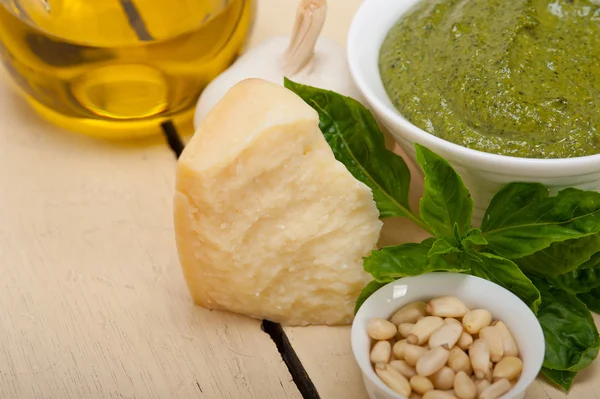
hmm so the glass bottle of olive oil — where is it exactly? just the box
[0,0,254,139]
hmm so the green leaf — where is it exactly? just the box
[578,287,600,313]
[462,228,488,246]
[541,368,577,391]
[516,234,600,277]
[481,184,600,259]
[467,252,541,312]
[572,343,600,372]
[415,144,473,238]
[481,182,549,231]
[546,264,600,295]
[580,251,600,270]
[461,228,488,255]
[453,223,462,243]
[463,249,483,263]
[284,79,421,225]
[364,239,469,282]
[534,279,600,371]
[421,237,437,246]
[354,280,387,314]
[428,237,461,256]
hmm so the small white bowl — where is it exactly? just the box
[351,273,545,399]
[347,0,600,223]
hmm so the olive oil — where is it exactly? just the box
[0,0,254,139]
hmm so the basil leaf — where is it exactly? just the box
[463,229,487,245]
[284,79,417,222]
[578,287,600,313]
[580,251,600,270]
[571,342,600,372]
[534,279,600,371]
[428,237,461,256]
[547,264,600,295]
[517,234,600,276]
[421,237,437,246]
[452,223,462,243]
[415,144,473,238]
[481,182,549,231]
[467,252,541,312]
[354,280,387,314]
[482,186,600,259]
[462,228,487,246]
[364,240,469,282]
[541,368,577,391]
[463,249,483,263]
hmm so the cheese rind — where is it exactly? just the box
[174,78,382,325]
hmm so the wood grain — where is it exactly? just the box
[0,0,363,397]
[0,9,303,397]
[2,1,599,399]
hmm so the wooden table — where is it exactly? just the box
[1,1,599,398]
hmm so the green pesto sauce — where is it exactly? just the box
[379,0,600,159]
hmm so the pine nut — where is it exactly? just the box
[462,309,492,335]
[429,323,463,349]
[456,332,473,350]
[479,378,511,399]
[399,323,416,338]
[479,326,504,362]
[408,316,444,345]
[410,393,423,399]
[430,366,455,390]
[493,321,519,357]
[391,302,428,325]
[393,339,408,359]
[423,390,458,399]
[448,347,472,375]
[475,379,491,396]
[427,296,469,318]
[416,347,450,377]
[469,339,490,380]
[410,375,434,395]
[374,362,386,370]
[390,360,417,378]
[454,371,476,399]
[367,318,398,340]
[405,344,429,366]
[445,317,461,325]
[370,340,391,364]
[376,364,412,397]
[492,356,523,381]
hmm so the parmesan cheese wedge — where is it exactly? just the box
[174,78,382,325]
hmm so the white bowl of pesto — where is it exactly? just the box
[347,0,600,220]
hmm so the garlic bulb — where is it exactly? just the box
[193,0,364,128]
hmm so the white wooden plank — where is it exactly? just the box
[0,73,301,399]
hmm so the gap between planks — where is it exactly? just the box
[161,121,322,399]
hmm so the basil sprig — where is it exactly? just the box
[285,79,600,391]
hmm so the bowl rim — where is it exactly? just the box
[350,272,545,399]
[346,0,600,174]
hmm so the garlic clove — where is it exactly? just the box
[193,0,364,128]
